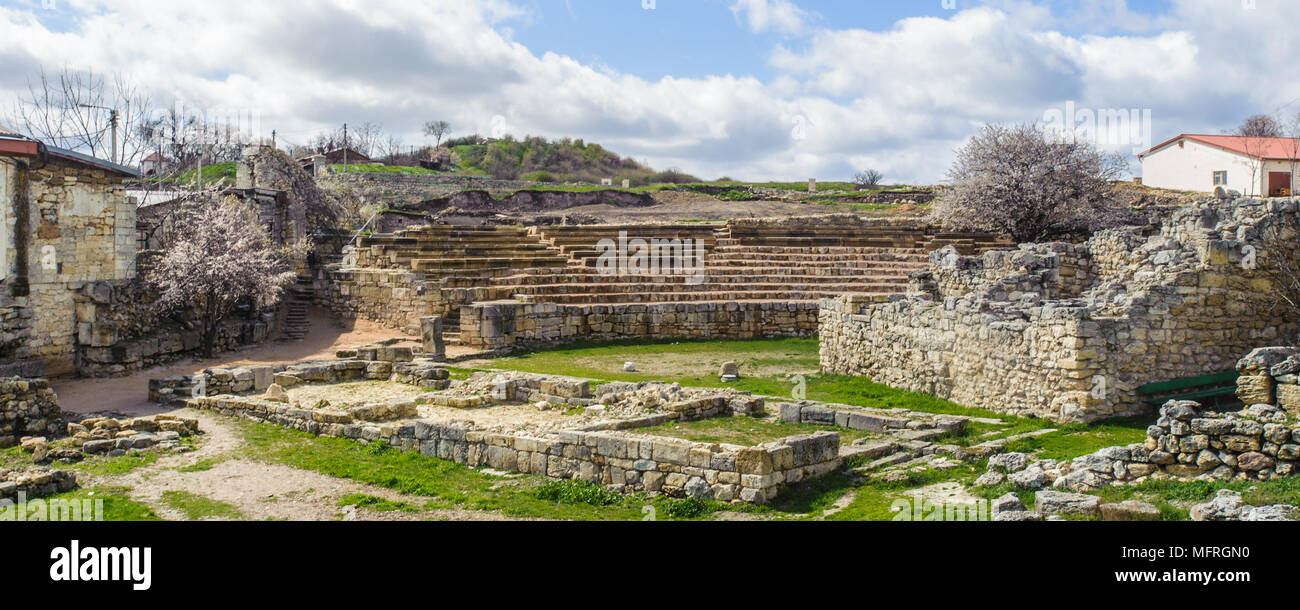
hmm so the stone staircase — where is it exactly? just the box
[279,275,314,342]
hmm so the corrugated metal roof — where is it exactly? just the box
[45,144,141,177]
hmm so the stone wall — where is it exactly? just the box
[911,242,1095,300]
[5,157,137,375]
[149,349,449,406]
[1235,347,1300,415]
[0,469,78,503]
[981,399,1300,497]
[0,377,61,446]
[315,267,439,334]
[460,300,820,352]
[821,198,1300,423]
[71,276,275,378]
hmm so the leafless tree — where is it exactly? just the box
[349,122,384,158]
[854,169,884,190]
[303,123,383,158]
[1238,114,1284,138]
[932,123,1134,243]
[1283,111,1300,197]
[424,120,451,147]
[1234,115,1279,197]
[8,66,156,165]
[1258,209,1300,334]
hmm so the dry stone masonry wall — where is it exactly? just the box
[821,198,1300,422]
[460,301,819,352]
[0,377,61,446]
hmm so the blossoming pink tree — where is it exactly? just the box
[153,196,297,357]
[932,123,1134,243]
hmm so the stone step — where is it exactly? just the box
[513,289,896,305]
[499,280,908,296]
[482,273,913,288]
[410,257,570,271]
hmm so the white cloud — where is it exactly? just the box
[0,0,1297,185]
[728,0,813,37]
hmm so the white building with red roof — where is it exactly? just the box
[1139,134,1300,197]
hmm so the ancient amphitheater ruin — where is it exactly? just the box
[316,216,1012,349]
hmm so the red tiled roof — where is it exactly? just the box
[1141,134,1300,160]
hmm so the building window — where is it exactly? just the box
[1213,171,1228,186]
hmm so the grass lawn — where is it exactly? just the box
[639,416,879,446]
[2,445,160,476]
[236,419,741,521]
[161,490,245,520]
[328,164,448,175]
[38,486,162,522]
[463,338,1025,421]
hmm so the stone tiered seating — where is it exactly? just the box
[531,224,720,267]
[355,226,569,276]
[719,225,1011,254]
[338,221,1011,343]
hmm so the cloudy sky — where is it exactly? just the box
[1,0,1297,183]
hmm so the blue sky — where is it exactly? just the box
[510,0,1177,81]
[0,0,1296,183]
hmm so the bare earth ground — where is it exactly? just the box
[543,191,836,223]
[50,306,460,416]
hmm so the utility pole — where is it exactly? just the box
[343,123,349,172]
[79,103,119,164]
[110,109,119,165]
[197,126,205,191]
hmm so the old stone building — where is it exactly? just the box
[0,128,139,376]
[820,198,1300,423]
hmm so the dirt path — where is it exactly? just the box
[88,410,518,521]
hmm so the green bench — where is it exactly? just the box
[1138,371,1241,409]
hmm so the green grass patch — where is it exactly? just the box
[12,486,161,522]
[639,416,877,446]
[535,480,623,507]
[237,420,651,520]
[176,458,223,473]
[337,493,421,513]
[823,465,983,521]
[169,162,237,185]
[328,164,447,175]
[1002,416,1151,461]
[470,338,1040,425]
[161,490,245,521]
[71,451,159,476]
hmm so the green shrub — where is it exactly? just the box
[521,171,557,183]
[535,480,622,507]
[661,497,714,519]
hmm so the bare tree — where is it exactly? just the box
[1238,114,1284,138]
[1284,111,1300,197]
[152,195,297,357]
[349,122,384,158]
[1258,210,1300,334]
[424,120,451,147]
[1234,115,1279,197]
[932,123,1134,243]
[854,169,884,190]
[8,66,155,165]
